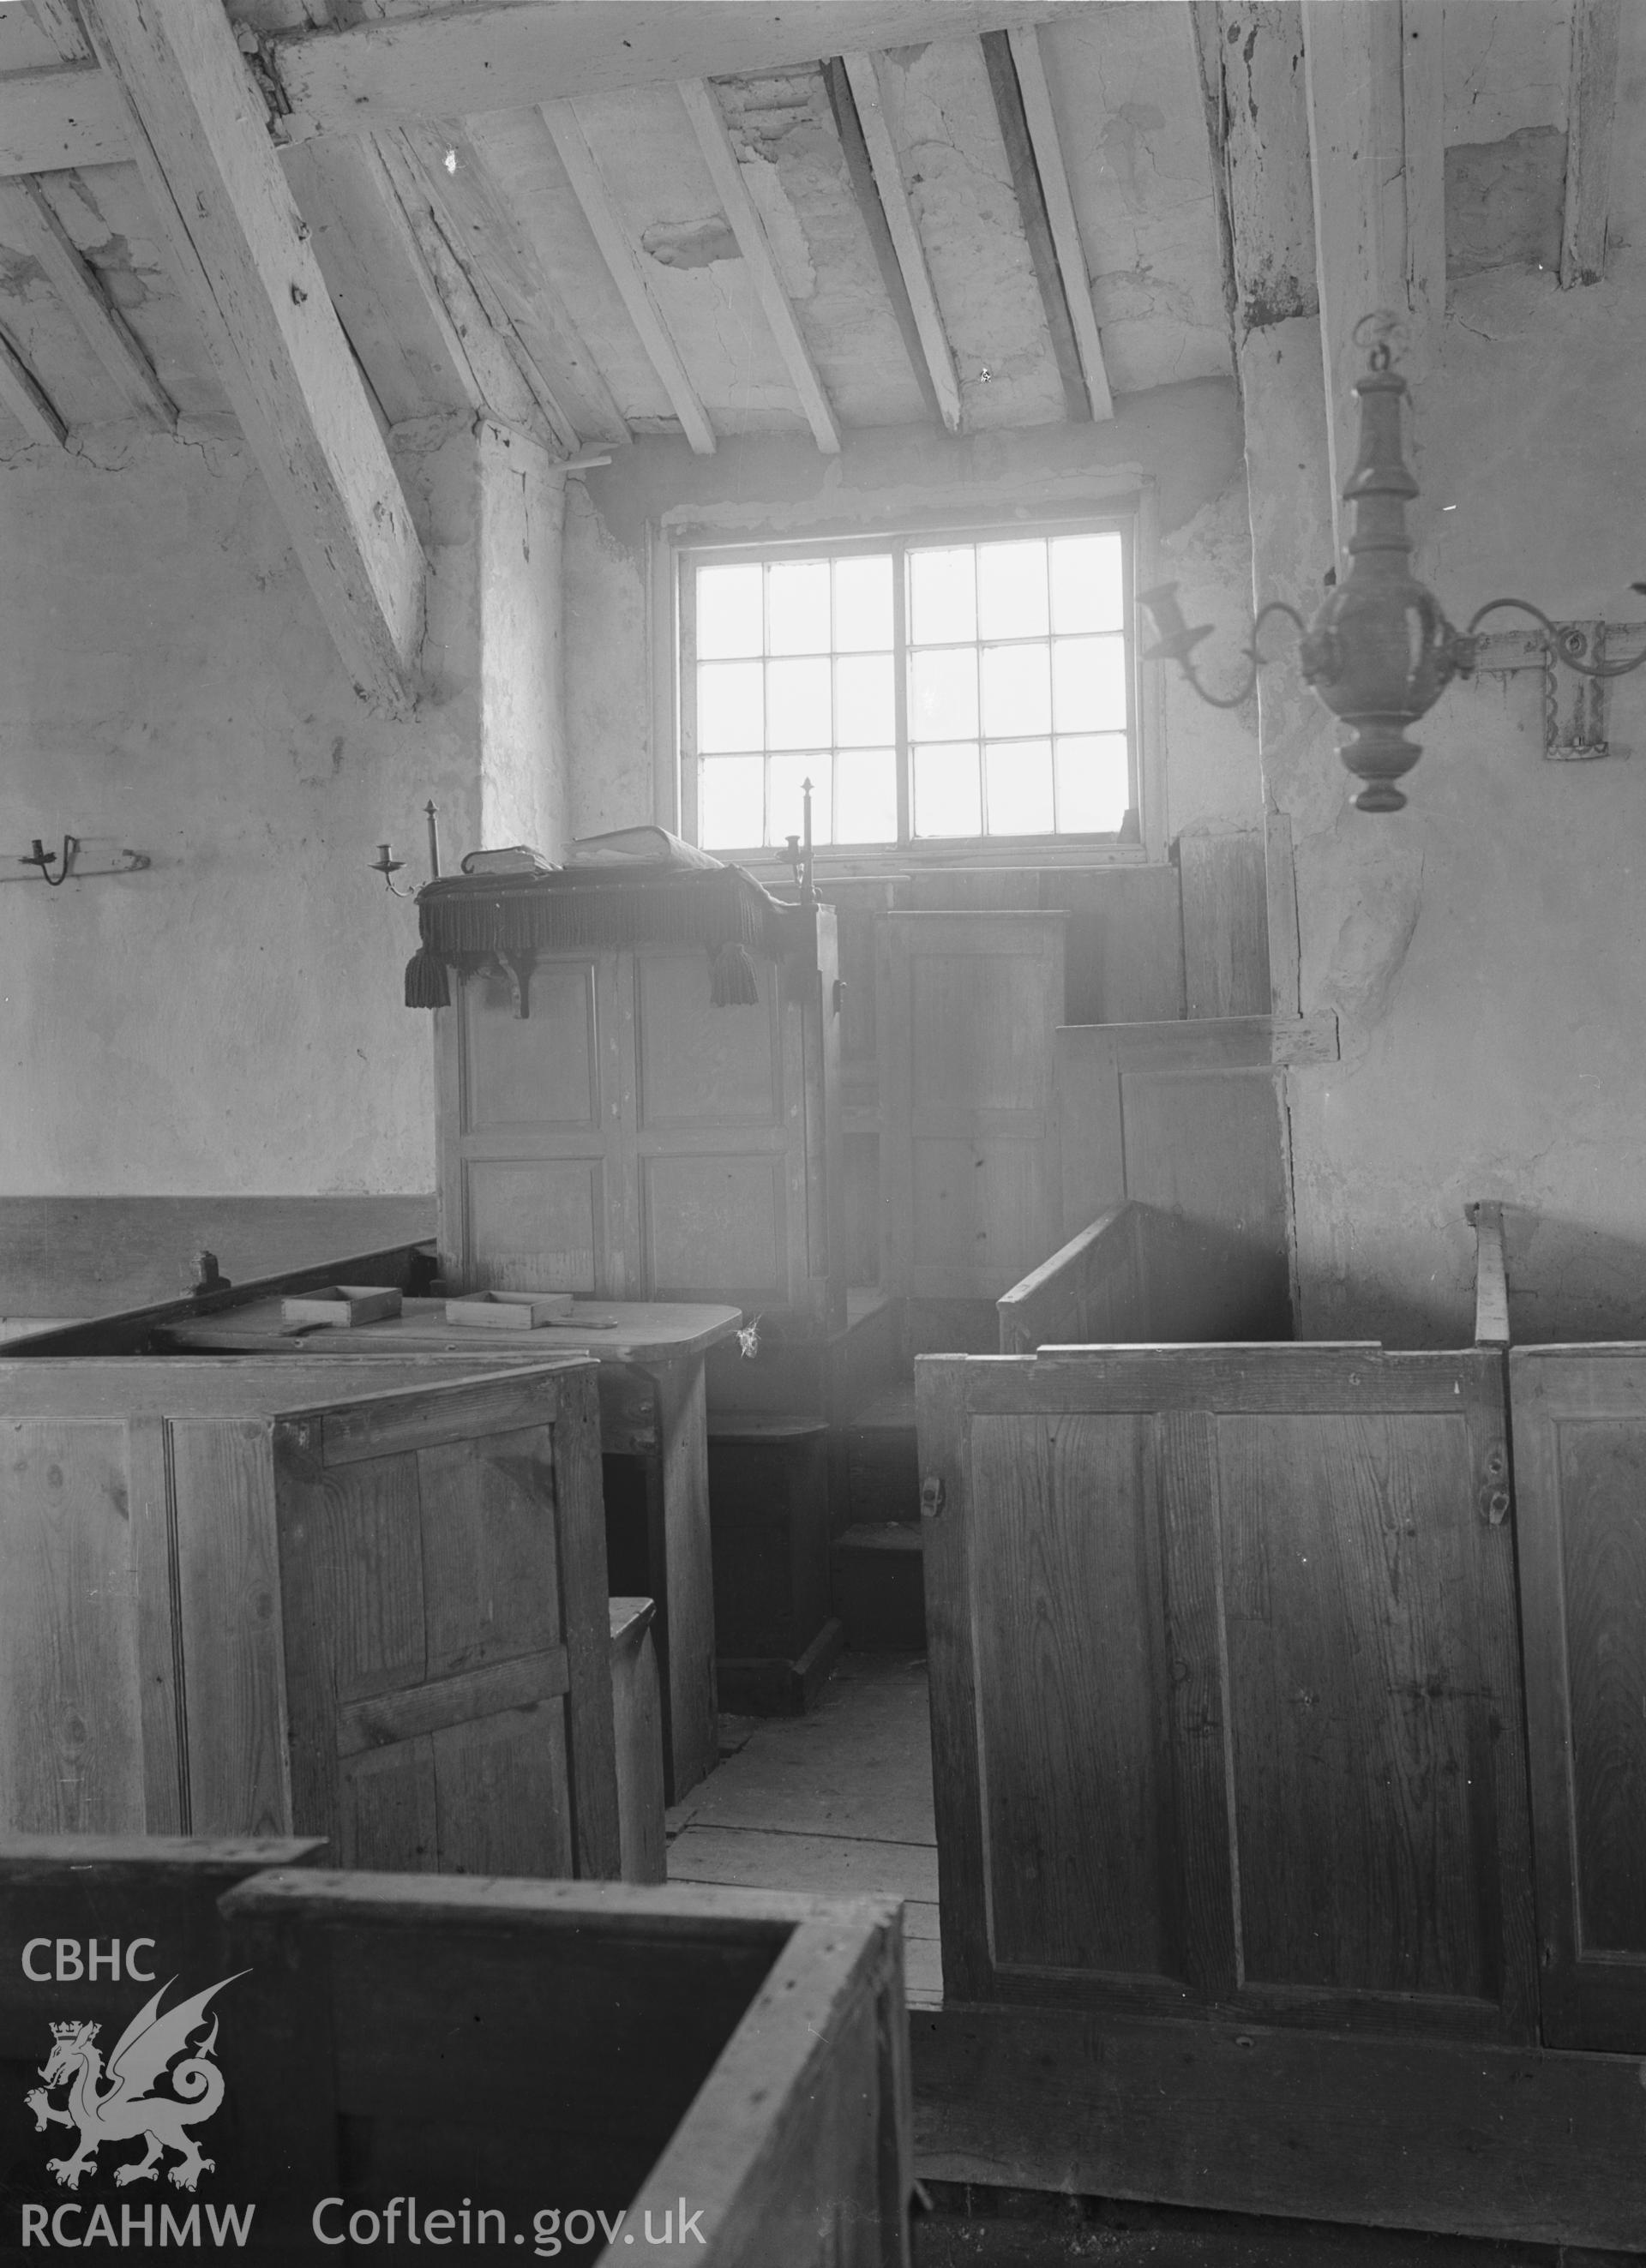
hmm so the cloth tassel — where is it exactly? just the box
[404,945,450,1009]
[710,939,760,1007]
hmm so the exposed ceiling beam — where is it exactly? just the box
[1004,26,1111,422]
[283,135,452,429]
[838,51,960,435]
[1192,1,1317,343]
[0,173,175,426]
[677,76,839,456]
[1188,3,1333,1021]
[0,61,129,176]
[373,127,574,453]
[1561,0,1620,287]
[540,97,714,457]
[980,28,1089,424]
[1301,0,1433,558]
[0,321,66,446]
[1399,0,1445,358]
[0,5,1052,179]
[354,132,494,429]
[21,0,89,64]
[403,117,631,449]
[79,0,424,712]
[271,5,1049,144]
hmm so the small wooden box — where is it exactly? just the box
[0,1357,619,1880]
[444,1289,575,1328]
[279,1283,404,1326]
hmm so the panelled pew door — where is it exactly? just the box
[274,1371,617,1881]
[918,1347,1538,2043]
[1509,1347,1646,2052]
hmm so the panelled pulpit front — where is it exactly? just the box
[425,873,842,1329]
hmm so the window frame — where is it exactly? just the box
[674,504,1149,868]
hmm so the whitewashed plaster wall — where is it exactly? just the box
[563,380,1265,856]
[0,416,568,1196]
[1266,244,1646,1343]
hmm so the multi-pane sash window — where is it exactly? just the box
[685,524,1136,851]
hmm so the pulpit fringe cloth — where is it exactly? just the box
[405,865,799,1009]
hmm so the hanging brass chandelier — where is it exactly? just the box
[1138,314,1646,812]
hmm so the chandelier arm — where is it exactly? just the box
[1571,644,1646,681]
[1179,665,1256,711]
[1463,597,1562,641]
[1172,601,1309,711]
[1251,600,1308,660]
[1464,597,1646,680]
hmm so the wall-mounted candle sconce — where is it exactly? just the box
[23,835,73,886]
[371,801,442,895]
[3,834,149,886]
[784,778,817,903]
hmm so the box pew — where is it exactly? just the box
[0,1359,620,1881]
[0,1839,912,2265]
[915,1204,1646,2250]
[222,1869,912,2265]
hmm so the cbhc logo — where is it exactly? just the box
[21,1940,157,1982]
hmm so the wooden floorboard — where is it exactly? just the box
[670,1824,940,1903]
[670,1652,935,1843]
[665,1652,940,2004]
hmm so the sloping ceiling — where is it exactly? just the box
[0,0,1635,699]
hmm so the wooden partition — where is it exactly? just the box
[0,1197,432,1335]
[224,1869,911,2264]
[1508,1343,1646,2054]
[0,1839,911,2265]
[1055,1017,1290,1338]
[917,1344,1533,2034]
[994,1200,1243,1353]
[0,1359,619,1879]
[877,911,1066,1302]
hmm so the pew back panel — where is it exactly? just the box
[0,1361,619,1881]
[1509,1344,1646,2052]
[1054,1018,1290,1339]
[918,1347,1535,2043]
[994,1207,1148,1354]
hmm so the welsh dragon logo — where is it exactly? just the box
[24,1973,243,2193]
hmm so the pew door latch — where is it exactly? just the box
[1480,1444,1511,1527]
[920,1474,946,1521]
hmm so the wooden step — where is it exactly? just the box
[844,1393,920,1525]
[832,1521,926,1652]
